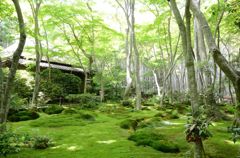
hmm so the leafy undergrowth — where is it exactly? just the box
[4,103,240,158]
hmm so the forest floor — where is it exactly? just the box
[4,103,240,158]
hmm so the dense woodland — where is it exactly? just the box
[0,0,239,158]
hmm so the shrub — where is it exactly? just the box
[0,130,21,156]
[120,119,138,130]
[44,105,64,115]
[77,113,95,121]
[33,136,52,149]
[121,100,133,107]
[128,129,179,153]
[144,96,160,105]
[66,93,100,109]
[7,109,39,122]
[10,95,28,109]
[40,69,82,102]
[120,117,145,130]
[170,110,180,119]
[224,104,235,114]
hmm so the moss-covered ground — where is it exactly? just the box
[3,103,240,158]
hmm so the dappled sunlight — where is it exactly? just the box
[97,140,117,144]
[224,140,240,145]
[162,121,184,125]
[67,145,83,151]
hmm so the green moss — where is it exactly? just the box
[8,110,40,122]
[44,105,64,115]
[128,129,180,153]
[119,119,138,130]
[151,140,180,153]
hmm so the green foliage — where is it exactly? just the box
[40,69,81,101]
[2,72,32,107]
[223,104,235,114]
[10,95,28,109]
[44,105,64,115]
[13,76,32,99]
[0,130,21,156]
[128,129,179,153]
[119,119,139,130]
[33,136,52,149]
[185,118,212,142]
[137,117,162,129]
[7,109,39,122]
[76,112,95,121]
[66,93,100,109]
[121,100,133,107]
[154,109,179,119]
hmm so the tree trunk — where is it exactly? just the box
[190,0,240,118]
[30,1,42,107]
[41,17,51,80]
[84,73,88,94]
[100,75,105,102]
[0,57,4,127]
[124,27,133,98]
[130,0,141,110]
[153,70,161,96]
[170,0,204,157]
[0,0,26,131]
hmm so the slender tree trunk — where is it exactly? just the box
[170,0,204,157]
[0,0,26,131]
[84,73,88,94]
[100,75,104,102]
[124,27,133,98]
[153,70,161,97]
[30,1,42,107]
[130,0,141,110]
[41,18,51,80]
[0,57,4,127]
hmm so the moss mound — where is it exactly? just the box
[154,109,179,119]
[44,105,64,115]
[128,129,180,153]
[119,117,145,130]
[8,109,39,122]
[137,117,162,129]
[62,108,78,114]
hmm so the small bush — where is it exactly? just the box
[143,96,160,105]
[0,131,21,156]
[78,113,95,121]
[224,104,235,114]
[120,119,138,130]
[7,109,39,122]
[128,129,179,153]
[121,100,133,107]
[170,110,180,119]
[33,136,52,149]
[66,93,100,109]
[44,105,64,115]
[120,117,145,130]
